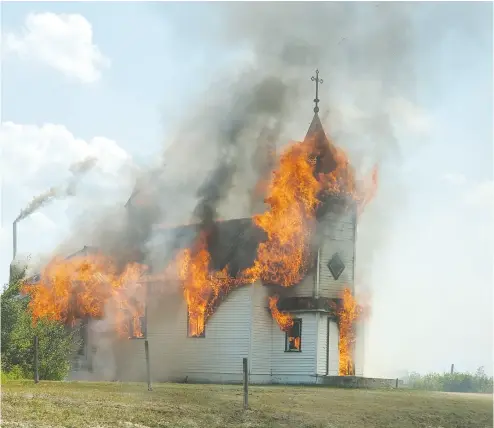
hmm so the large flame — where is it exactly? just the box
[268,295,294,332]
[22,254,148,338]
[175,231,234,337]
[337,287,363,376]
[242,139,322,286]
[242,133,366,286]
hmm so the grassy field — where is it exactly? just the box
[1,380,492,428]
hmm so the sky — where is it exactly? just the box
[0,2,492,377]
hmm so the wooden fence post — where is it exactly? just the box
[145,339,152,391]
[243,357,249,410]
[34,336,39,384]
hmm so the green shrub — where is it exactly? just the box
[1,364,29,382]
[409,367,493,393]
[1,271,80,381]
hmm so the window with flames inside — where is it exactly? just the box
[285,319,302,352]
[124,310,146,339]
[187,309,206,338]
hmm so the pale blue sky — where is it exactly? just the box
[1,2,492,376]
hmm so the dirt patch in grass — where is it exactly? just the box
[1,381,492,428]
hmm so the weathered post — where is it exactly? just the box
[243,357,249,410]
[34,335,39,384]
[395,378,399,389]
[144,339,152,391]
[450,364,454,374]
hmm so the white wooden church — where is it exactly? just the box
[67,98,365,384]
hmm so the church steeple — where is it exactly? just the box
[306,69,328,141]
[305,70,338,175]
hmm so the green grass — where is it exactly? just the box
[1,380,492,428]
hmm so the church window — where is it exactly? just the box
[187,310,206,338]
[327,253,345,280]
[285,319,302,352]
[78,318,88,356]
[128,314,146,339]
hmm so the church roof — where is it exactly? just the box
[305,112,339,177]
[148,217,265,277]
[305,111,327,141]
[22,219,264,286]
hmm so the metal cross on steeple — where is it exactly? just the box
[311,69,323,114]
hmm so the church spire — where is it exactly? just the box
[305,69,327,141]
[311,69,323,114]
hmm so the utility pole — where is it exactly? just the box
[34,336,39,383]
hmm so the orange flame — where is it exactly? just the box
[22,254,148,338]
[241,140,322,286]
[175,231,234,337]
[268,295,294,331]
[358,166,379,216]
[316,143,358,199]
[337,288,363,376]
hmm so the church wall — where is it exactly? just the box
[113,338,147,381]
[85,286,253,383]
[72,320,147,382]
[283,272,314,298]
[354,321,365,377]
[316,313,328,375]
[250,282,273,383]
[327,319,340,376]
[319,209,356,299]
[76,285,346,384]
[149,286,252,383]
[270,312,318,382]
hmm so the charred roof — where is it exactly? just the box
[148,217,266,278]
[305,112,339,176]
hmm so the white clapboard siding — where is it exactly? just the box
[271,313,317,377]
[321,210,355,241]
[316,313,328,375]
[327,319,340,375]
[318,209,356,298]
[284,271,314,298]
[354,321,365,377]
[83,320,146,382]
[114,339,147,381]
[82,283,346,383]
[144,286,252,382]
[250,283,272,378]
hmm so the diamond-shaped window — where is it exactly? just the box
[327,253,345,280]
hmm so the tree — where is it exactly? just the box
[408,368,493,394]
[1,269,80,380]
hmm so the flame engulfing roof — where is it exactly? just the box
[305,112,339,176]
[148,218,266,279]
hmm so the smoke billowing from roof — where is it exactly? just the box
[52,3,419,277]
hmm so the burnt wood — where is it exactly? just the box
[276,296,341,316]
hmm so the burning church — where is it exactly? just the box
[22,71,377,384]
